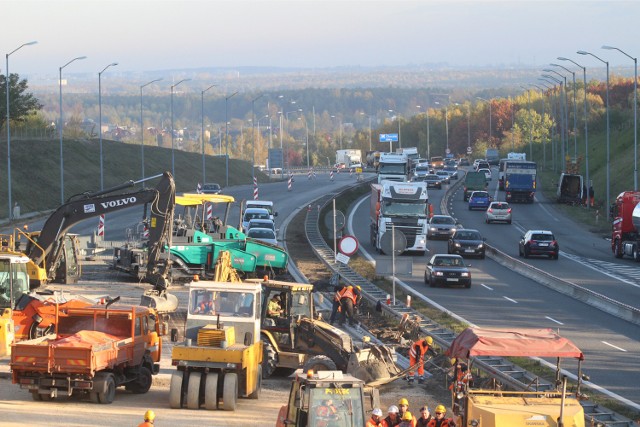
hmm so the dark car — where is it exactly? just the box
[519,230,559,259]
[427,215,458,240]
[448,229,486,259]
[201,183,222,194]
[459,158,470,166]
[424,254,471,288]
[420,174,442,189]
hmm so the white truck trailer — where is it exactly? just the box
[377,152,409,183]
[335,149,362,168]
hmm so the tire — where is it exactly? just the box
[465,281,471,289]
[614,239,624,258]
[553,253,559,260]
[518,246,523,257]
[523,247,530,258]
[480,252,485,260]
[261,338,278,378]
[204,372,219,410]
[89,392,99,403]
[248,365,262,400]
[98,374,116,404]
[127,366,152,394]
[223,373,238,411]
[187,372,202,409]
[634,245,640,262]
[424,273,428,285]
[507,220,512,224]
[29,323,53,340]
[429,276,436,288]
[169,371,185,409]
[303,355,338,372]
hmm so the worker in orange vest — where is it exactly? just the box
[407,336,436,384]
[337,285,358,326]
[367,408,384,427]
[448,359,473,416]
[426,405,456,427]
[137,410,155,427]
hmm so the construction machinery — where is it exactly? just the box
[445,327,586,427]
[275,369,380,427]
[0,252,31,355]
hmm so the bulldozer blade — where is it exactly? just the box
[140,291,179,313]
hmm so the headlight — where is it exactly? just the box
[434,271,444,276]
[461,272,470,277]
[455,243,461,247]
[429,227,437,231]
[478,243,484,248]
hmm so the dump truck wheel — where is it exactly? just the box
[223,373,238,411]
[262,338,278,378]
[98,375,116,404]
[128,366,152,394]
[187,372,202,409]
[169,371,185,409]
[303,355,337,372]
[248,365,262,400]
[204,372,219,410]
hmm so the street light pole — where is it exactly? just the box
[6,40,37,220]
[59,55,87,204]
[170,78,191,179]
[98,62,118,191]
[201,84,217,184]
[224,91,238,187]
[551,63,578,160]
[603,45,637,191]
[542,75,565,171]
[140,78,163,181]
[578,50,610,212]
[544,69,569,162]
[251,94,265,185]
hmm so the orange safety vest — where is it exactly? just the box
[337,287,357,304]
[426,418,455,427]
[409,339,430,360]
[367,417,383,427]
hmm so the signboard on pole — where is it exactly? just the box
[379,133,399,143]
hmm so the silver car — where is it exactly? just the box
[485,201,512,224]
[428,215,459,239]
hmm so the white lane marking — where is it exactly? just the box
[481,283,493,290]
[503,296,518,303]
[545,316,564,325]
[562,252,640,290]
[602,341,627,352]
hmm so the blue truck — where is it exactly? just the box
[504,160,537,203]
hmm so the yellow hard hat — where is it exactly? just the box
[402,411,413,421]
[425,336,433,345]
[399,397,409,406]
[144,410,155,421]
[450,358,457,366]
[435,404,446,414]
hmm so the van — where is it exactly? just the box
[245,200,277,220]
[463,171,488,201]
[556,173,584,205]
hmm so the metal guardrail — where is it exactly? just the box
[302,175,635,426]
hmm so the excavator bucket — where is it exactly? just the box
[346,344,401,385]
[140,291,179,314]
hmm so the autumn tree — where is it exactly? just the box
[0,73,43,130]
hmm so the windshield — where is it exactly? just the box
[456,231,481,240]
[308,387,365,427]
[381,200,426,217]
[189,289,255,317]
[290,290,312,318]
[248,229,276,239]
[0,260,30,309]
[378,163,406,174]
[431,216,455,225]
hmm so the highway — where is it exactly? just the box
[350,167,640,406]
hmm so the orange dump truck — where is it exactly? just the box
[10,301,164,404]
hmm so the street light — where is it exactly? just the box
[59,55,87,204]
[6,40,37,220]
[224,91,238,187]
[520,85,534,160]
[531,84,548,168]
[544,69,569,164]
[476,97,492,143]
[578,50,610,212]
[251,94,265,184]
[542,74,566,170]
[558,56,589,199]
[435,101,449,154]
[170,78,190,178]
[140,78,163,181]
[551,63,578,160]
[201,84,217,184]
[98,62,118,190]
[603,45,637,191]
[539,80,557,169]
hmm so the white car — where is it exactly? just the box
[246,227,278,246]
[247,218,276,232]
[478,168,492,180]
[242,208,271,230]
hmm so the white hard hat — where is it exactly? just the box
[372,408,383,417]
[388,405,399,414]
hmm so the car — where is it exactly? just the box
[448,229,486,259]
[486,201,512,224]
[201,183,221,194]
[424,254,471,288]
[435,170,450,184]
[477,168,492,181]
[427,215,459,240]
[245,200,277,220]
[459,158,470,166]
[418,174,442,189]
[475,161,490,171]
[247,218,276,232]
[443,166,459,179]
[413,164,431,178]
[246,227,278,246]
[519,230,559,259]
[468,191,492,210]
[242,207,271,230]
[472,159,484,169]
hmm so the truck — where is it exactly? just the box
[365,150,380,169]
[370,180,429,255]
[463,171,488,201]
[335,149,362,169]
[396,146,420,170]
[485,148,500,165]
[10,299,165,403]
[377,152,409,183]
[445,327,586,427]
[556,173,584,205]
[504,160,537,203]
[610,191,640,260]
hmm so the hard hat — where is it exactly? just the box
[435,404,446,414]
[399,398,409,406]
[372,408,383,417]
[347,285,353,289]
[402,411,413,421]
[273,295,281,301]
[425,336,433,345]
[388,405,399,414]
[450,357,457,366]
[356,285,362,290]
[144,410,155,421]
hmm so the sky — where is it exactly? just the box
[3,0,640,76]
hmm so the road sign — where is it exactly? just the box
[338,235,359,256]
[380,229,407,255]
[379,133,399,143]
[467,146,472,154]
[324,210,345,233]
[336,252,350,265]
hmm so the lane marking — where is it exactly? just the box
[503,296,518,303]
[480,283,493,290]
[545,316,564,325]
[602,341,627,352]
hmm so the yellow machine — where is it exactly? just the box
[0,252,31,356]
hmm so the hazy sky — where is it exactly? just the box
[4,0,640,76]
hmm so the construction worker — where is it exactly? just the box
[407,336,436,384]
[398,398,417,427]
[354,285,363,314]
[381,405,400,427]
[367,408,384,427]
[398,411,414,427]
[448,359,473,416]
[416,406,433,427]
[267,294,283,318]
[337,285,358,326]
[137,410,155,427]
[314,399,339,427]
[194,292,215,314]
[426,404,456,427]
[329,283,344,325]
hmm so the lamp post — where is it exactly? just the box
[59,55,87,204]
[6,40,37,220]
[140,78,162,182]
[170,78,190,179]
[200,84,216,183]
[476,97,492,143]
[98,62,118,191]
[224,91,238,187]
[603,45,637,191]
[251,94,265,184]
[542,75,565,171]
[551,63,578,160]
[544,69,569,163]
[520,85,534,161]
[578,50,610,212]
[531,84,548,168]
[435,101,449,154]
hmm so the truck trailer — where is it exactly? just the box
[611,191,640,260]
[377,152,409,183]
[335,149,362,169]
[504,160,537,203]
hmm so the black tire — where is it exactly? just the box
[29,323,54,340]
[187,372,202,410]
[261,338,278,378]
[523,247,530,258]
[507,220,512,224]
[98,374,116,404]
[303,355,338,372]
[126,366,152,394]
[429,275,436,288]
[634,245,640,262]
[465,281,471,289]
[169,371,185,409]
[222,373,238,411]
[518,246,523,257]
[614,239,624,258]
[31,391,43,401]
[248,365,262,400]
[553,253,559,260]
[480,252,485,260]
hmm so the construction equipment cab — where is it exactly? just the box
[0,253,31,356]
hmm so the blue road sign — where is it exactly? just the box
[379,133,399,142]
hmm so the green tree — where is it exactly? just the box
[0,73,43,130]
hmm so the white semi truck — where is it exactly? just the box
[370,180,429,255]
[335,149,362,168]
[377,152,409,183]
